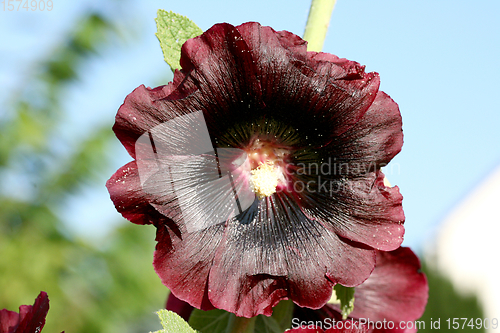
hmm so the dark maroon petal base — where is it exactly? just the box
[165,292,194,322]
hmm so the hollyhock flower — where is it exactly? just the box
[0,292,52,333]
[294,247,428,333]
[107,22,404,317]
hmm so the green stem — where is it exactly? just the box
[226,315,256,333]
[303,0,337,52]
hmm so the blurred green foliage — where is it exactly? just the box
[419,260,485,333]
[0,10,166,333]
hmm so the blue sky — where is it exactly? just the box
[1,0,499,251]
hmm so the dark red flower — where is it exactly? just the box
[294,247,428,333]
[107,22,404,317]
[0,292,51,333]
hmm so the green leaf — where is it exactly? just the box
[155,10,203,73]
[269,300,294,331]
[152,309,200,333]
[189,309,233,333]
[333,284,355,320]
[189,308,285,333]
[255,315,282,333]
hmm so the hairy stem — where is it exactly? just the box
[303,0,337,52]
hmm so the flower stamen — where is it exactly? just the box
[250,161,279,199]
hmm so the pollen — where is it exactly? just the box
[328,288,341,305]
[250,161,279,199]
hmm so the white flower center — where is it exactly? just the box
[249,161,279,199]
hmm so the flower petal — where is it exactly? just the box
[0,309,19,333]
[237,22,380,141]
[153,223,222,311]
[106,161,167,225]
[113,84,172,159]
[279,90,404,251]
[180,22,262,101]
[113,78,199,159]
[301,170,404,251]
[307,52,367,81]
[179,22,379,149]
[324,90,403,171]
[206,193,375,317]
[14,292,50,333]
[179,23,265,142]
[346,247,428,323]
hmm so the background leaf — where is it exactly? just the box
[189,308,285,333]
[255,315,282,333]
[155,10,203,73]
[333,284,355,320]
[269,300,293,331]
[152,310,199,333]
[189,309,233,333]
